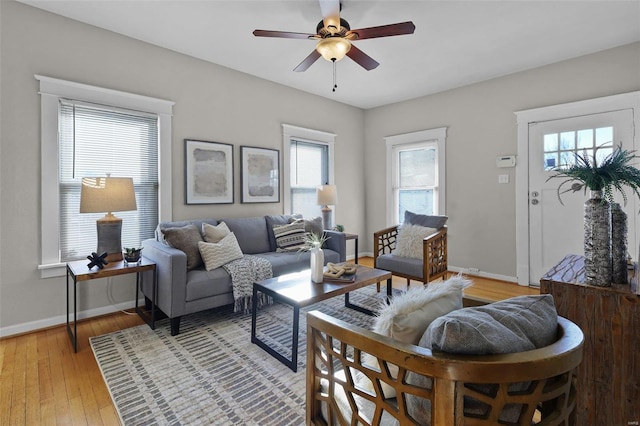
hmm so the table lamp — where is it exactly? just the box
[316,184,337,230]
[80,176,137,262]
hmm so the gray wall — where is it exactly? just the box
[364,42,640,279]
[1,0,638,334]
[0,1,365,332]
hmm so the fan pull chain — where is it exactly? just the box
[332,59,337,92]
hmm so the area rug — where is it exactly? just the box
[90,286,389,426]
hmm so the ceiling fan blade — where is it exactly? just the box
[294,50,322,72]
[347,21,415,40]
[253,29,317,40]
[346,45,379,71]
[319,0,341,32]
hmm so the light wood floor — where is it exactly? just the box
[0,257,538,425]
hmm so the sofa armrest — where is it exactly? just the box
[141,238,188,318]
[322,230,346,262]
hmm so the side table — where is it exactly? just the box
[66,257,157,352]
[344,233,358,264]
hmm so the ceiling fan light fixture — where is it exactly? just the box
[316,37,351,62]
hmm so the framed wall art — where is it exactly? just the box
[240,146,280,203]
[185,139,234,204]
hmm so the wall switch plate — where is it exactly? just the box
[499,174,509,184]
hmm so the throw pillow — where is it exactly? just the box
[162,224,204,271]
[290,216,324,237]
[421,294,558,354]
[393,224,437,259]
[198,232,244,271]
[373,275,472,344]
[202,221,230,243]
[406,294,558,422]
[404,210,448,229]
[273,221,306,252]
[361,275,472,399]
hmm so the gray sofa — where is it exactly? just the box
[141,214,346,335]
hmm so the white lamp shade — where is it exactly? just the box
[80,177,137,213]
[317,184,338,206]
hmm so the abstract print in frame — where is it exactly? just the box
[185,139,234,204]
[240,146,280,203]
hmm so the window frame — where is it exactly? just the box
[385,128,447,226]
[36,75,174,278]
[281,124,335,216]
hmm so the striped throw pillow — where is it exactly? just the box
[273,221,306,252]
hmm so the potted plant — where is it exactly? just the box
[123,247,143,264]
[548,145,640,286]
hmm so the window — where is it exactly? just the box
[385,128,446,225]
[542,126,613,170]
[289,140,329,218]
[282,124,335,218]
[58,100,159,261]
[37,76,173,278]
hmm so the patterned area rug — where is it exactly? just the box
[90,286,389,426]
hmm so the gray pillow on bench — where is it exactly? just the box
[406,295,558,424]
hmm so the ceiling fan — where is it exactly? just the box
[252,0,415,73]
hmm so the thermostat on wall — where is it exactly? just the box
[496,155,516,168]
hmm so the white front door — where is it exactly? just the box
[528,109,636,284]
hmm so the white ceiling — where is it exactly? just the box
[18,0,640,109]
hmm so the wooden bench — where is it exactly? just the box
[306,307,584,425]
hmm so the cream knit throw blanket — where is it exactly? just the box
[223,255,273,313]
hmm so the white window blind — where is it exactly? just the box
[58,99,159,261]
[289,140,328,218]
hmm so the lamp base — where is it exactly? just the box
[321,206,332,230]
[96,214,123,262]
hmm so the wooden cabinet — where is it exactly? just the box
[540,254,639,425]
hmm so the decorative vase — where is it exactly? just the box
[611,203,628,284]
[310,244,324,283]
[584,190,612,286]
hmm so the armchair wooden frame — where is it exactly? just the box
[374,225,448,287]
[306,310,584,426]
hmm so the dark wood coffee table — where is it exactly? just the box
[251,265,392,372]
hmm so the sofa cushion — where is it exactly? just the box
[422,294,558,354]
[376,253,423,279]
[185,268,233,302]
[202,221,230,243]
[273,221,306,251]
[198,233,244,271]
[162,224,204,270]
[220,217,271,254]
[404,210,447,229]
[393,224,437,260]
[255,249,340,277]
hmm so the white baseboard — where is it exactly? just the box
[0,298,142,338]
[448,265,518,284]
[357,254,520,285]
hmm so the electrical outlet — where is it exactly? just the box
[468,267,480,275]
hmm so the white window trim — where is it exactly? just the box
[514,91,640,286]
[281,123,336,215]
[385,127,447,226]
[36,75,174,278]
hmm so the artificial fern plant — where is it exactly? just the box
[547,144,640,205]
